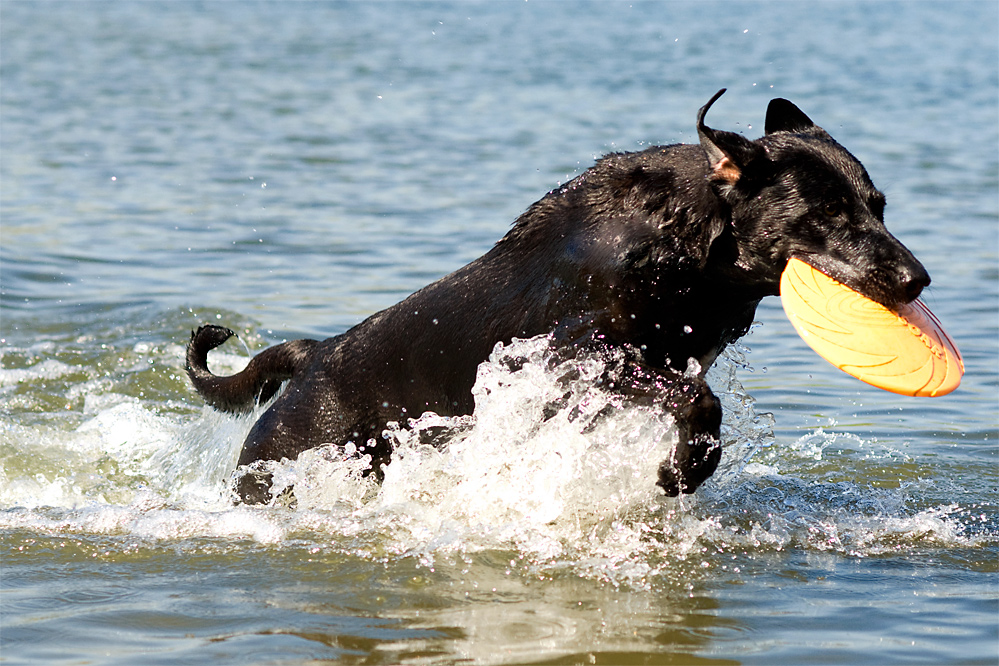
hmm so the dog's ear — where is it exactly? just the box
[765,99,833,140]
[765,98,815,134]
[697,89,765,187]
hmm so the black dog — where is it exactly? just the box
[187,89,929,503]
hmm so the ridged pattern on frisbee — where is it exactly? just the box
[780,257,963,397]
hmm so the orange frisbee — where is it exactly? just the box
[779,257,963,397]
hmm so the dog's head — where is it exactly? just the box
[697,89,930,310]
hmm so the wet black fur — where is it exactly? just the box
[187,90,929,503]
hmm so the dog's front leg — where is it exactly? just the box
[611,360,723,496]
[658,377,723,496]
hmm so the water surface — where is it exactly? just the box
[2,2,997,664]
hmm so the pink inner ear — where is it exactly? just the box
[711,156,741,184]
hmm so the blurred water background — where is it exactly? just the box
[1,2,997,664]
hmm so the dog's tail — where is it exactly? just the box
[185,324,317,413]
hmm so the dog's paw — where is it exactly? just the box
[657,434,722,497]
[233,468,276,505]
[657,391,723,497]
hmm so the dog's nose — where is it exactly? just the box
[901,265,931,302]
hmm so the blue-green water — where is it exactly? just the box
[2,2,997,664]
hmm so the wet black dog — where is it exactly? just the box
[187,89,929,503]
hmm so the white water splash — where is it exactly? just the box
[0,335,990,586]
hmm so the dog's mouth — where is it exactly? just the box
[789,255,931,311]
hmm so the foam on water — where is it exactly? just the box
[0,335,990,587]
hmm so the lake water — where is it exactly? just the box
[2,2,997,664]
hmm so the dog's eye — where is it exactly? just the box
[822,202,843,217]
